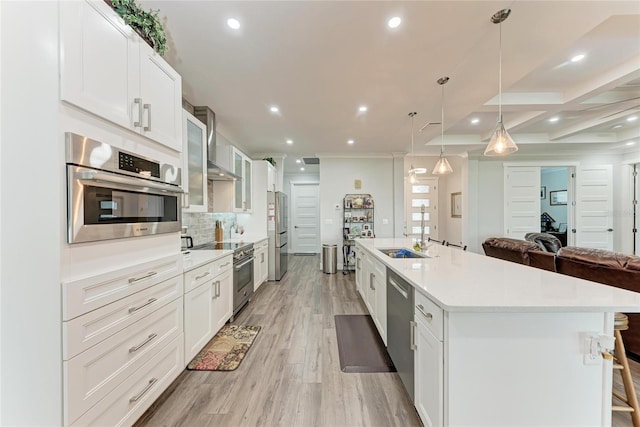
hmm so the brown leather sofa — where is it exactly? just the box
[556,247,640,359]
[482,237,540,265]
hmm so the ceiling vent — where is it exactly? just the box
[303,157,320,165]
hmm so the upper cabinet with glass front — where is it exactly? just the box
[59,0,182,152]
[232,147,252,212]
[182,110,207,212]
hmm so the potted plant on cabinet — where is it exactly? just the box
[107,0,168,55]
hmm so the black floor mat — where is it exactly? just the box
[334,314,396,373]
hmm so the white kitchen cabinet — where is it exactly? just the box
[254,239,269,290]
[184,279,215,363]
[364,253,387,343]
[266,162,276,192]
[211,267,233,334]
[355,247,367,297]
[60,0,182,152]
[232,147,252,212]
[183,254,234,364]
[62,254,183,426]
[182,110,208,212]
[414,295,443,427]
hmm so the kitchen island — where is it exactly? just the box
[355,238,640,427]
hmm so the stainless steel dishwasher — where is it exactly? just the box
[386,268,415,401]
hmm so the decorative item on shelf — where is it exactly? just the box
[263,157,276,167]
[407,112,426,183]
[108,0,168,55]
[484,8,518,156]
[433,77,454,175]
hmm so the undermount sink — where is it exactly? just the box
[378,248,429,259]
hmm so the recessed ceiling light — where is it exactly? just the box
[627,141,636,146]
[470,118,480,124]
[227,18,240,30]
[300,167,305,171]
[388,17,401,28]
[347,139,354,145]
[627,116,638,122]
[286,139,293,145]
[270,106,279,113]
[570,54,585,62]
[295,159,301,164]
[612,124,623,129]
[358,106,368,113]
[548,117,559,123]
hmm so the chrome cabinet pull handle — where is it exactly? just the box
[216,280,221,297]
[129,333,157,353]
[143,103,151,131]
[369,272,375,290]
[133,98,143,127]
[129,378,158,403]
[128,271,157,284]
[220,262,231,268]
[195,271,210,280]
[128,298,157,314]
[416,304,433,320]
[410,321,417,351]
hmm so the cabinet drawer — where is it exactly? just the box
[184,254,232,293]
[255,239,268,250]
[415,291,444,341]
[63,274,183,360]
[64,298,183,425]
[63,254,182,321]
[70,334,183,427]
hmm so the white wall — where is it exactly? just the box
[320,157,394,268]
[468,152,632,254]
[1,2,62,424]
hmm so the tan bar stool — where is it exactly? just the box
[612,313,640,427]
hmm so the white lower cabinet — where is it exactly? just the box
[183,254,233,365]
[184,279,215,363]
[414,302,444,427]
[254,239,269,290]
[62,255,184,426]
[362,248,387,344]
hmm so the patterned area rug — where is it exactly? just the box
[187,325,261,371]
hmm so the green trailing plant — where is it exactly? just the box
[109,0,168,55]
[263,157,276,167]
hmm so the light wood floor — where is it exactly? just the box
[136,254,640,427]
[135,254,420,427]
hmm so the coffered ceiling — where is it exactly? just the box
[143,0,640,172]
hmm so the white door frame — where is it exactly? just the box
[290,181,320,253]
[504,161,578,246]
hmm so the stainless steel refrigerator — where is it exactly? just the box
[267,191,288,280]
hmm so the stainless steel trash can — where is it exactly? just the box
[322,244,337,274]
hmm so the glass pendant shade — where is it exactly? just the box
[432,156,453,175]
[484,120,518,156]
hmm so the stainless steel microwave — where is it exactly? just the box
[66,133,183,244]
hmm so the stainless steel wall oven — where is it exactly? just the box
[66,133,183,244]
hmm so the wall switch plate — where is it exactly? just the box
[382,218,389,225]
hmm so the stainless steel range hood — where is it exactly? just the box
[193,106,241,181]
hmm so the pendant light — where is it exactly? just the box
[432,76,453,175]
[407,112,426,183]
[484,8,518,156]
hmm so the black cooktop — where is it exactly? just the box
[193,241,252,252]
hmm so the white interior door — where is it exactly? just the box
[504,167,541,239]
[291,183,320,253]
[576,165,614,250]
[405,177,439,241]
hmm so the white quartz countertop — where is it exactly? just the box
[182,249,233,272]
[357,238,640,313]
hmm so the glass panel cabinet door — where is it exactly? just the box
[182,110,207,212]
[234,151,243,210]
[244,158,252,210]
